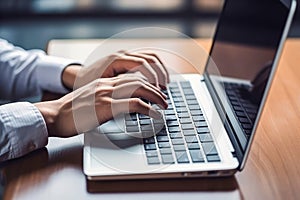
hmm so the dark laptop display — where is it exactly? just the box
[205,0,293,163]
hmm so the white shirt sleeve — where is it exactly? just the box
[0,39,81,100]
[0,39,82,162]
[0,102,48,162]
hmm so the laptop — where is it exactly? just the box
[83,0,296,180]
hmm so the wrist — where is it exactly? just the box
[34,100,62,137]
[62,65,82,90]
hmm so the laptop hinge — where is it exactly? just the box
[232,151,237,158]
[203,73,244,164]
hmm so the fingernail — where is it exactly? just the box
[164,100,168,109]
[162,92,167,99]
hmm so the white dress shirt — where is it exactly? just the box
[0,39,80,162]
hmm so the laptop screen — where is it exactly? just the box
[205,0,293,152]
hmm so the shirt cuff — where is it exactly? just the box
[36,55,81,94]
[0,102,48,161]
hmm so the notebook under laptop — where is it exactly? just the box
[83,0,296,180]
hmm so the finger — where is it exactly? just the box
[141,53,170,83]
[112,98,162,119]
[113,55,159,87]
[125,52,168,89]
[112,82,168,109]
[113,76,167,99]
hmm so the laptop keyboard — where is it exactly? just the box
[223,82,258,138]
[124,81,220,165]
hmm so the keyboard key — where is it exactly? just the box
[125,114,131,120]
[126,126,139,132]
[141,125,153,131]
[139,114,150,119]
[190,110,203,116]
[146,150,158,157]
[182,130,196,136]
[178,112,190,118]
[173,97,184,102]
[245,129,251,136]
[196,127,210,134]
[238,117,250,124]
[183,89,194,95]
[185,135,198,143]
[147,157,160,164]
[158,142,171,148]
[179,118,192,124]
[176,108,188,112]
[248,113,256,120]
[242,123,252,130]
[164,110,176,115]
[233,106,243,111]
[143,137,155,144]
[186,100,199,105]
[230,100,240,106]
[187,143,200,150]
[171,93,182,98]
[171,138,185,145]
[139,119,151,125]
[228,95,238,101]
[165,115,177,121]
[188,105,201,110]
[202,142,218,155]
[245,107,257,114]
[144,144,157,150]
[170,88,180,93]
[153,119,164,124]
[206,155,221,162]
[169,132,183,139]
[192,115,205,122]
[235,111,246,117]
[166,121,179,127]
[173,144,186,151]
[156,136,169,142]
[125,121,138,126]
[129,113,137,120]
[175,151,190,163]
[199,134,213,142]
[153,124,165,133]
[142,131,155,138]
[194,121,207,127]
[181,124,194,130]
[160,148,173,154]
[161,154,175,164]
[189,150,205,163]
[174,102,186,107]
[168,126,181,132]
[185,95,196,100]
[156,129,168,136]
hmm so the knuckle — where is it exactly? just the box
[133,80,144,87]
[95,85,113,97]
[130,98,143,107]
[135,58,147,65]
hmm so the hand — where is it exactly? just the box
[35,75,167,137]
[62,52,170,90]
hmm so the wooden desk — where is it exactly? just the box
[1,39,299,200]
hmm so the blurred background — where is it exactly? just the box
[0,0,299,50]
